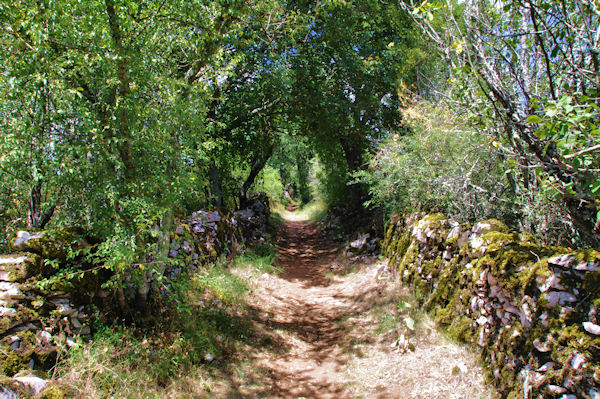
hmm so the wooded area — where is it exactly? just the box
[2,0,598,250]
[0,0,598,310]
[0,0,419,265]
[0,0,599,395]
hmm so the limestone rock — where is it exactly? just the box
[573,261,600,271]
[0,302,17,316]
[0,254,41,282]
[571,353,586,370]
[446,224,461,242]
[582,322,600,335]
[470,220,508,237]
[547,254,574,268]
[544,291,577,306]
[546,385,567,395]
[0,282,24,300]
[537,362,555,372]
[13,375,48,396]
[382,211,600,398]
[350,233,370,249]
[55,303,75,316]
[0,385,19,399]
[11,228,87,261]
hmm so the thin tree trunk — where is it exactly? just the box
[239,143,275,207]
[105,0,134,175]
[209,162,224,207]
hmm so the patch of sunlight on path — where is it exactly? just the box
[276,199,328,223]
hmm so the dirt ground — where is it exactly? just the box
[212,212,496,399]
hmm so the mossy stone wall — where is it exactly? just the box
[0,197,270,381]
[383,213,599,398]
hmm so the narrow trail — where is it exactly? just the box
[217,212,494,398]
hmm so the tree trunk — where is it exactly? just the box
[339,136,367,210]
[209,162,224,207]
[239,142,275,208]
[28,180,56,229]
[154,209,174,285]
[105,0,134,175]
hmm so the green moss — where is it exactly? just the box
[420,213,450,242]
[397,241,418,278]
[573,249,600,262]
[450,315,475,342]
[11,227,86,261]
[1,254,42,282]
[583,272,600,297]
[0,329,59,377]
[1,306,44,336]
[476,219,510,234]
[556,325,600,359]
[422,213,446,223]
[383,221,397,252]
[1,348,30,376]
[427,257,465,309]
[469,235,559,295]
[40,384,64,399]
[382,211,600,397]
[392,231,412,267]
[480,231,519,248]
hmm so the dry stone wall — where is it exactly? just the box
[1,231,93,378]
[0,196,270,386]
[383,213,600,399]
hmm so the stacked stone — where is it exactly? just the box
[163,199,270,281]
[234,194,270,244]
[0,253,91,377]
[383,213,600,398]
[345,232,381,258]
[0,201,271,380]
[163,209,243,281]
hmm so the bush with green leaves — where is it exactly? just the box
[400,0,600,245]
[357,103,510,219]
[358,102,581,245]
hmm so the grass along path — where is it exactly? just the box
[211,208,495,398]
[54,205,495,398]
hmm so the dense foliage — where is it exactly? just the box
[412,0,600,245]
[360,0,600,247]
[0,0,423,311]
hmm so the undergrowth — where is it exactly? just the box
[233,244,280,275]
[52,243,278,398]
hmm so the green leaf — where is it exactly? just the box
[526,115,543,124]
[405,316,415,330]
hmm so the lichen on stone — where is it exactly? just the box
[383,212,600,398]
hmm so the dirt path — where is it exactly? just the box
[217,213,495,398]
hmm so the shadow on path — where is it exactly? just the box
[212,214,495,399]
[216,217,386,398]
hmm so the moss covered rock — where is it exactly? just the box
[39,384,65,399]
[0,254,43,282]
[11,228,88,262]
[383,212,600,398]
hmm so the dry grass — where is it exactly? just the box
[344,307,497,399]
[53,213,497,398]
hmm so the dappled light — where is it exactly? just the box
[1,0,598,397]
[213,210,493,398]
